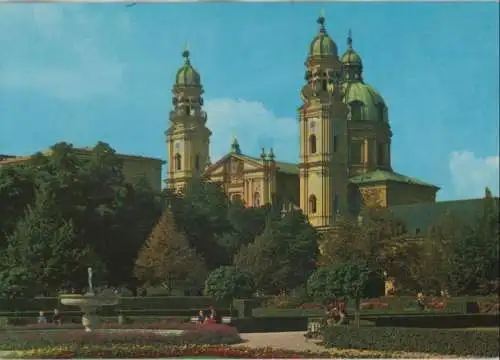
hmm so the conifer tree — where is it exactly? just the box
[0,186,86,297]
[134,207,206,292]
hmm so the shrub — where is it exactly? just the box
[204,266,255,303]
[365,313,499,328]
[322,326,499,357]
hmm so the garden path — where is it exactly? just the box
[232,331,324,352]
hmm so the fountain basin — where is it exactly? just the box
[60,294,119,307]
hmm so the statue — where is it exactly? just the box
[87,267,93,294]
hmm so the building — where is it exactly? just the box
[0,147,164,193]
[165,14,440,230]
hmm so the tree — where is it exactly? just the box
[307,265,343,307]
[320,208,416,294]
[0,186,92,297]
[204,266,255,304]
[448,188,499,294]
[134,207,206,293]
[170,178,231,270]
[106,178,163,288]
[0,164,37,248]
[215,199,267,261]
[413,211,465,294]
[235,210,319,294]
[234,220,279,293]
[309,261,371,327]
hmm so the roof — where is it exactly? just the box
[349,169,438,188]
[389,197,499,234]
[240,153,299,175]
[0,148,164,165]
[342,81,387,122]
[204,151,299,176]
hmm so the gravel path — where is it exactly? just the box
[232,331,324,352]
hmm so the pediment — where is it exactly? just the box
[203,153,263,177]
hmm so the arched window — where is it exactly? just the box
[175,153,182,170]
[309,134,317,154]
[377,142,385,166]
[350,101,364,121]
[309,195,317,214]
[195,154,200,171]
[185,105,190,115]
[322,79,327,91]
[254,192,260,207]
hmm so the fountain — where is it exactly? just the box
[59,267,119,332]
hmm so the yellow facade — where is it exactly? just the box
[0,148,164,193]
[165,15,439,229]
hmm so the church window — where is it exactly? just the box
[322,79,327,91]
[254,192,260,207]
[195,154,200,171]
[175,153,182,170]
[334,194,340,214]
[309,134,317,154]
[185,105,190,115]
[309,195,317,214]
[350,101,363,121]
[377,142,385,166]
[350,142,363,164]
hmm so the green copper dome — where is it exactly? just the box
[341,48,362,67]
[309,15,338,58]
[342,82,387,122]
[341,31,362,67]
[175,50,201,86]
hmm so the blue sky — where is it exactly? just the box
[0,2,498,200]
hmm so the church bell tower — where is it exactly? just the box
[165,49,211,192]
[298,14,349,229]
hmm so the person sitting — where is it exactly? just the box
[52,308,62,326]
[196,310,205,327]
[416,292,426,311]
[207,306,217,323]
[37,311,47,324]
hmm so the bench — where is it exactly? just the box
[189,316,232,324]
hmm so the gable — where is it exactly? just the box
[203,153,263,178]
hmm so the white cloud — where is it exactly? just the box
[204,98,298,162]
[0,5,129,101]
[449,150,500,198]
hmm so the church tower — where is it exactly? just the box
[165,49,211,192]
[340,31,391,178]
[298,14,349,230]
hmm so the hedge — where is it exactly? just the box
[0,296,231,312]
[322,326,499,357]
[366,313,499,328]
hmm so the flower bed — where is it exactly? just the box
[10,344,419,358]
[0,323,241,351]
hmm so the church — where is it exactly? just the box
[165,14,439,230]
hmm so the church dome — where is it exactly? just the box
[309,15,338,58]
[175,50,201,86]
[341,31,363,83]
[341,48,362,67]
[342,82,388,122]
